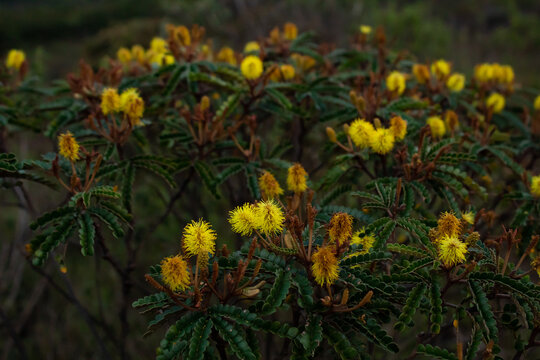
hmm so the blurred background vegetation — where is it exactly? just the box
[1,0,539,358]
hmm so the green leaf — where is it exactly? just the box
[387,243,430,258]
[163,64,186,96]
[469,280,498,343]
[349,317,399,353]
[78,212,95,256]
[465,327,483,360]
[394,283,427,331]
[323,324,359,360]
[292,273,314,309]
[429,280,443,334]
[261,270,291,315]
[30,206,75,230]
[212,317,257,360]
[33,218,75,265]
[122,162,135,212]
[417,344,458,360]
[187,317,213,360]
[340,251,392,267]
[87,207,124,239]
[194,161,220,199]
[298,314,323,356]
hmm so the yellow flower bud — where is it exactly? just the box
[5,49,25,70]
[240,55,263,80]
[412,64,431,84]
[446,73,465,92]
[283,22,298,40]
[116,47,132,64]
[486,93,505,114]
[431,59,451,80]
[326,127,337,143]
[386,71,406,95]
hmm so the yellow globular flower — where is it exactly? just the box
[182,219,216,257]
[437,235,467,268]
[499,65,514,84]
[437,212,462,237]
[427,116,446,139]
[5,49,26,70]
[348,118,375,148]
[217,46,237,66]
[287,163,308,193]
[461,211,475,225]
[359,25,372,35]
[486,92,505,114]
[446,73,465,92]
[258,171,284,199]
[369,128,395,155]
[116,47,132,64]
[386,71,406,95]
[431,59,451,80]
[444,110,459,132]
[175,25,191,46]
[351,230,375,254]
[328,212,353,244]
[254,200,285,235]
[291,53,316,71]
[120,88,145,126]
[244,41,260,53]
[280,64,295,80]
[283,22,298,40]
[161,255,191,291]
[311,246,339,287]
[241,55,263,80]
[58,131,80,162]
[534,95,540,111]
[101,88,121,115]
[412,64,431,84]
[229,203,257,236]
[474,63,494,83]
[131,45,146,64]
[531,175,540,197]
[390,115,407,141]
[150,37,168,53]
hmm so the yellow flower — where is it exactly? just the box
[369,128,395,155]
[437,212,462,237]
[348,118,375,148]
[5,49,25,70]
[311,246,339,287]
[150,37,167,53]
[131,45,146,64]
[359,25,372,35]
[174,25,191,46]
[287,163,308,193]
[283,22,298,40]
[291,53,316,71]
[116,47,132,64]
[280,64,295,80]
[534,95,540,111]
[390,115,407,141]
[386,71,406,95]
[328,212,353,244]
[350,230,375,254]
[412,64,430,84]
[147,51,174,66]
[427,116,446,139]
[437,235,467,268]
[161,255,191,291]
[58,131,80,162]
[499,65,514,84]
[217,46,237,66]
[258,171,284,199]
[182,219,216,257]
[120,88,145,126]
[241,55,263,80]
[431,59,451,79]
[254,200,285,235]
[446,73,465,92]
[101,88,121,115]
[444,110,459,132]
[461,211,475,225]
[474,63,494,83]
[326,127,337,143]
[229,203,257,236]
[531,175,540,197]
[486,92,505,114]
[244,41,260,53]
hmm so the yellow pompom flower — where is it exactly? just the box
[531,175,540,197]
[161,255,191,291]
[116,47,132,64]
[101,88,121,115]
[244,41,260,53]
[444,110,459,132]
[534,95,540,111]
[390,115,407,141]
[280,64,295,80]
[217,46,237,66]
[427,116,446,139]
[150,37,167,53]
[412,64,431,84]
[174,25,191,46]
[254,200,285,235]
[258,171,284,199]
[461,211,475,225]
[58,131,80,162]
[287,163,308,193]
[182,219,216,257]
[328,212,353,244]
[229,203,257,236]
[437,212,462,237]
[474,63,494,83]
[437,235,467,268]
[499,65,514,84]
[348,118,375,148]
[386,71,406,95]
[359,25,372,35]
[311,246,339,287]
[241,55,263,80]
[446,73,465,92]
[291,53,316,71]
[120,88,145,126]
[351,230,375,254]
[5,49,26,70]
[431,59,451,79]
[369,128,395,155]
[486,92,505,114]
[283,22,298,40]
[131,45,146,64]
